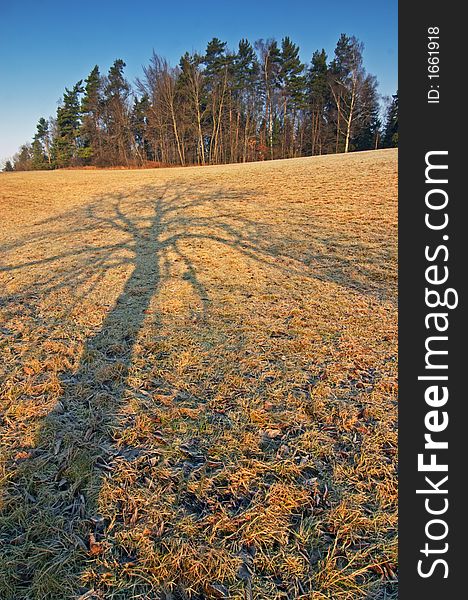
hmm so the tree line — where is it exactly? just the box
[5,34,398,172]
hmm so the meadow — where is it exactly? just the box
[0,149,397,599]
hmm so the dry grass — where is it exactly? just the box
[0,149,397,599]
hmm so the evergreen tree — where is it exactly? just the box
[52,81,83,167]
[103,59,131,165]
[31,138,47,169]
[203,38,232,163]
[12,143,33,171]
[383,91,398,147]
[80,65,102,164]
[234,39,259,92]
[204,38,229,79]
[234,39,261,162]
[306,50,329,155]
[3,160,14,172]
[31,118,50,169]
[279,37,305,156]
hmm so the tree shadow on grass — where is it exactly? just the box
[0,179,396,599]
[0,182,225,598]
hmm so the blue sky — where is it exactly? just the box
[0,0,397,163]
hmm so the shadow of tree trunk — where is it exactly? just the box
[0,198,164,598]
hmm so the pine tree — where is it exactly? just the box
[31,138,46,169]
[279,37,305,157]
[204,38,229,79]
[306,50,329,155]
[103,59,131,165]
[12,144,33,171]
[80,65,102,164]
[203,38,232,164]
[383,92,398,147]
[52,81,83,167]
[31,118,50,169]
[234,39,261,162]
[3,160,14,172]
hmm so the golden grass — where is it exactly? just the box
[0,149,397,599]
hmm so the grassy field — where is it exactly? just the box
[0,149,398,599]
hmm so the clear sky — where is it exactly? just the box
[0,0,397,163]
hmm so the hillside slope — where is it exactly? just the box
[0,150,397,599]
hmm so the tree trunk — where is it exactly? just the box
[171,105,185,166]
[344,71,358,153]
